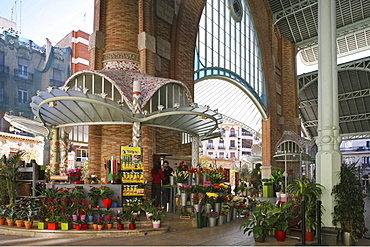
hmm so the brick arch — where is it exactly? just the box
[170,0,206,96]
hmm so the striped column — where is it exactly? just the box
[59,128,68,171]
[49,128,60,174]
[132,80,142,163]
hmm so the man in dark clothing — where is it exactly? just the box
[162,160,174,208]
[162,160,174,185]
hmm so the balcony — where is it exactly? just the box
[340,146,370,153]
[229,134,237,137]
[14,69,33,81]
[218,145,225,149]
[207,145,214,149]
[0,65,9,76]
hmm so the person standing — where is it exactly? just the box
[151,161,164,207]
[162,160,174,207]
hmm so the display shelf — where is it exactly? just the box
[121,180,145,183]
[17,163,45,197]
[123,194,145,196]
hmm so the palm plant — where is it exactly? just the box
[0,151,25,204]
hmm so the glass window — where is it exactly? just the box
[230,152,235,158]
[242,139,252,148]
[17,88,28,104]
[195,0,265,101]
[230,128,236,137]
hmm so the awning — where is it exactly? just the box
[29,87,222,139]
[4,114,49,138]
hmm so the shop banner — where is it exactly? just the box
[235,172,239,186]
[224,168,230,182]
[121,146,141,156]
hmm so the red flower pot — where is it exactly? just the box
[75,224,82,231]
[306,231,314,242]
[102,199,113,209]
[275,230,286,242]
[129,223,136,230]
[117,224,124,230]
[48,222,58,230]
[82,224,89,230]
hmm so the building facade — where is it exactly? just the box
[0,17,72,120]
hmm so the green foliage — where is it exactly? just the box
[266,200,297,232]
[286,178,323,232]
[0,151,25,204]
[240,200,275,239]
[149,209,165,221]
[332,163,368,242]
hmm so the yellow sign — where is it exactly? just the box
[121,146,141,156]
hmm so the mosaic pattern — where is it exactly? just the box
[93,70,193,109]
[103,60,140,72]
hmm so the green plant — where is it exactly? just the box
[0,151,25,204]
[240,200,275,240]
[332,163,368,242]
[149,209,165,221]
[266,200,296,232]
[271,169,285,192]
[0,205,7,219]
[286,178,323,233]
[6,206,18,223]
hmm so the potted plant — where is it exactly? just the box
[24,204,38,229]
[332,163,368,245]
[266,200,297,242]
[286,178,323,241]
[6,206,17,226]
[87,186,101,207]
[125,212,137,230]
[240,200,275,243]
[114,210,124,230]
[206,211,219,227]
[149,209,165,228]
[59,215,71,230]
[0,205,7,225]
[0,151,25,204]
[99,186,114,208]
[271,169,285,197]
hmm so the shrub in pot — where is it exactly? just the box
[266,200,297,242]
[240,200,275,242]
[286,178,323,235]
[332,163,368,244]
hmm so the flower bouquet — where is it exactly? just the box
[179,184,192,193]
[207,211,219,218]
[205,192,219,204]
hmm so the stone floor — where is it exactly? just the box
[0,197,369,246]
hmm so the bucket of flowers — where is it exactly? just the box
[66,168,83,184]
[207,211,219,227]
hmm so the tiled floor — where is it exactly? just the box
[0,197,369,246]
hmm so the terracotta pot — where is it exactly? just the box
[93,224,98,230]
[0,218,5,225]
[306,231,314,242]
[107,223,113,229]
[7,221,14,227]
[24,221,32,229]
[275,230,286,242]
[97,224,104,230]
[16,222,23,227]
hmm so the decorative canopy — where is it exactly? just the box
[28,68,222,140]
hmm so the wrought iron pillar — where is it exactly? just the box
[132,80,142,163]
